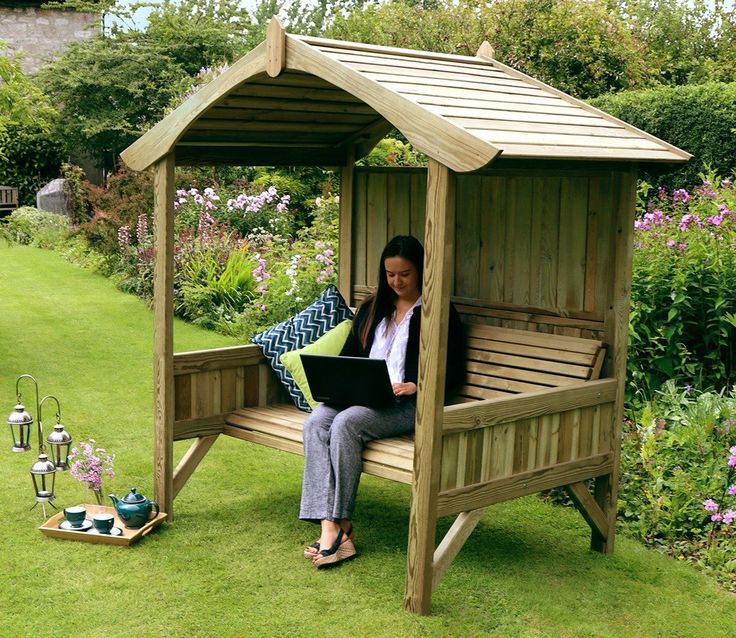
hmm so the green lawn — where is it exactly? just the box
[0,244,734,638]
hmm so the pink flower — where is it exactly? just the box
[723,510,736,525]
[703,498,719,512]
[727,485,736,496]
[728,445,736,467]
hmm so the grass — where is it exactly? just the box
[1,243,735,638]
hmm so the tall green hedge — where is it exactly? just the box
[0,123,63,206]
[590,82,736,190]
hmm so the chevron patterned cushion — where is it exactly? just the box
[251,285,353,411]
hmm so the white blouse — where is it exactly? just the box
[368,297,423,384]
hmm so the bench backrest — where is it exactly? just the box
[457,324,606,402]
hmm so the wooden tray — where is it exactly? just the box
[39,503,166,546]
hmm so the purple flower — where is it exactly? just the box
[703,498,720,512]
[684,384,693,392]
[672,188,690,204]
[724,510,736,525]
[711,513,723,522]
[728,445,736,467]
[728,485,736,496]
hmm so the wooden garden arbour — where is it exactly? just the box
[121,18,689,614]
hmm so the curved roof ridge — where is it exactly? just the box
[120,22,689,173]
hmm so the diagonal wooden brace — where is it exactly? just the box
[432,507,487,591]
[565,481,609,543]
[173,435,219,499]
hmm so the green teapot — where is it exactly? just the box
[109,488,160,529]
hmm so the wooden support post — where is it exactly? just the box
[594,169,637,553]
[173,435,220,499]
[153,154,175,521]
[432,508,486,590]
[338,147,355,303]
[405,159,455,615]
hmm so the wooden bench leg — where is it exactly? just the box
[590,474,617,553]
[173,435,219,499]
[432,508,486,590]
[565,479,612,552]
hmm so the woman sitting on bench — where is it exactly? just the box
[300,235,465,567]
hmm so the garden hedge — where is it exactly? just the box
[591,82,736,190]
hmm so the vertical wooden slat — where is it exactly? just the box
[595,173,616,322]
[486,175,506,303]
[220,368,237,414]
[338,148,355,302]
[512,176,533,309]
[405,159,455,615]
[174,375,192,421]
[387,172,411,237]
[353,171,368,288]
[594,169,637,553]
[153,154,175,521]
[243,365,259,407]
[366,172,388,288]
[455,175,480,298]
[584,176,600,313]
[536,414,551,468]
[526,417,539,471]
[531,176,560,310]
[440,435,460,491]
[558,177,589,313]
[410,171,426,237]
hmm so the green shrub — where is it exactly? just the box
[4,206,69,247]
[620,381,736,591]
[590,82,736,191]
[628,172,736,402]
[0,123,63,206]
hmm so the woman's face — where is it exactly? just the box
[384,255,420,302]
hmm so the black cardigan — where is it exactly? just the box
[340,299,466,392]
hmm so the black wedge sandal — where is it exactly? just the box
[303,524,353,559]
[312,527,356,568]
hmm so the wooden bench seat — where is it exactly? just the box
[186,324,607,489]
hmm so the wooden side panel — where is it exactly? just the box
[439,397,616,494]
[351,168,617,339]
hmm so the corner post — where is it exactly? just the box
[405,160,456,615]
[338,146,355,303]
[594,168,637,552]
[153,154,175,521]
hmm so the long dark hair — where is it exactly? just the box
[358,235,424,348]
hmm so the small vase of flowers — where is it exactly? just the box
[68,439,115,505]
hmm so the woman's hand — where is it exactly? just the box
[392,382,417,397]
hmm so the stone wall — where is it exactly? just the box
[0,7,98,74]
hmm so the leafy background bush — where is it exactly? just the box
[628,172,736,402]
[4,207,69,248]
[590,82,736,190]
[620,382,736,591]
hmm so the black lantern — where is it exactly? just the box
[30,452,56,517]
[7,402,32,452]
[47,421,72,471]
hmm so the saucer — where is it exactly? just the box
[87,526,123,536]
[59,518,93,531]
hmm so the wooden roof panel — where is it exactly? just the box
[120,25,689,172]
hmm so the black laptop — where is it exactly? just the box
[300,354,397,408]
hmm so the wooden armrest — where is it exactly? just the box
[173,343,266,375]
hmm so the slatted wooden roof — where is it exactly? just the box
[121,18,690,173]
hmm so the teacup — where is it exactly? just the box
[64,506,87,528]
[92,513,115,534]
